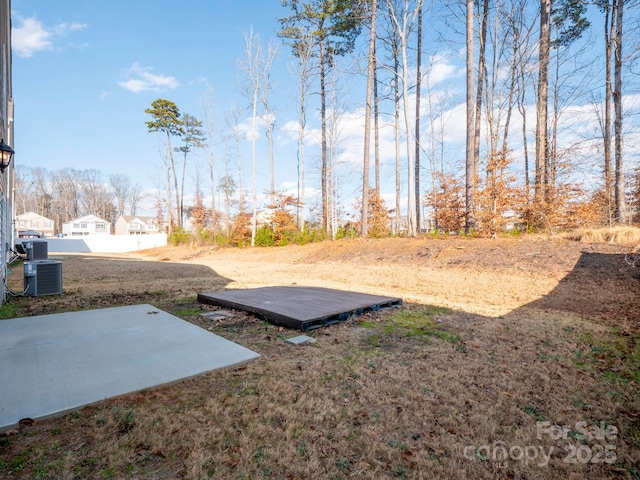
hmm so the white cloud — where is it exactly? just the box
[279,119,323,148]
[11,15,88,58]
[99,91,113,101]
[279,180,300,193]
[118,63,180,93]
[426,52,461,86]
[52,22,87,35]
[12,17,52,58]
[237,114,280,142]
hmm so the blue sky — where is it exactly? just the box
[11,0,301,215]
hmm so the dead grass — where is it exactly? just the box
[563,226,640,249]
[0,236,639,479]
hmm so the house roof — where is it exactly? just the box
[16,211,54,222]
[63,214,109,225]
[119,215,157,223]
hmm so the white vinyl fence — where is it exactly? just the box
[18,234,167,254]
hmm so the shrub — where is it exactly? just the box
[335,224,357,240]
[424,173,466,234]
[293,225,326,245]
[229,212,252,247]
[168,227,190,246]
[255,227,275,247]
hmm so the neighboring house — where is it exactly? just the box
[114,215,160,235]
[62,214,111,236]
[15,212,55,238]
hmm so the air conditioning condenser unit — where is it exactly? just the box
[17,240,48,261]
[24,260,63,296]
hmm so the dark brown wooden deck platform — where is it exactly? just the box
[197,286,402,331]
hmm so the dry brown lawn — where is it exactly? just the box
[0,235,639,479]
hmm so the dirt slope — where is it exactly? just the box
[139,235,640,326]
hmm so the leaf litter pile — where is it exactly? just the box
[1,235,639,479]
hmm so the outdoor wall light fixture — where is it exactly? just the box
[0,139,14,173]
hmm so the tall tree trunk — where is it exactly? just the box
[328,79,340,239]
[361,0,377,238]
[204,85,216,224]
[207,140,216,229]
[299,93,306,231]
[320,44,329,233]
[167,133,181,229]
[268,121,275,205]
[251,89,258,246]
[535,0,551,210]
[233,112,245,213]
[549,48,560,195]
[401,4,416,237]
[374,38,380,194]
[473,0,489,204]
[517,48,530,204]
[294,40,311,231]
[502,33,518,155]
[603,0,613,222]
[162,150,173,232]
[613,0,626,223]
[465,0,476,233]
[425,79,439,231]
[414,0,422,232]
[394,41,401,234]
[180,151,187,229]
[223,145,232,233]
[209,153,216,230]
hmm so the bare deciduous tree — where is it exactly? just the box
[383,0,423,237]
[202,83,219,230]
[109,173,131,218]
[258,39,280,204]
[129,183,143,216]
[176,113,206,228]
[240,26,263,246]
[361,0,378,237]
[613,0,627,223]
[465,0,476,233]
[288,35,314,230]
[279,0,364,233]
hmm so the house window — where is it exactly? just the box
[44,221,51,228]
[81,223,87,229]
[73,223,80,228]
[19,220,25,227]
[96,223,106,231]
[31,221,39,228]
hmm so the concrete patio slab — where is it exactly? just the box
[0,304,260,431]
[286,335,316,345]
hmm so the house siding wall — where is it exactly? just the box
[0,0,12,305]
[15,212,55,237]
[114,215,160,235]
